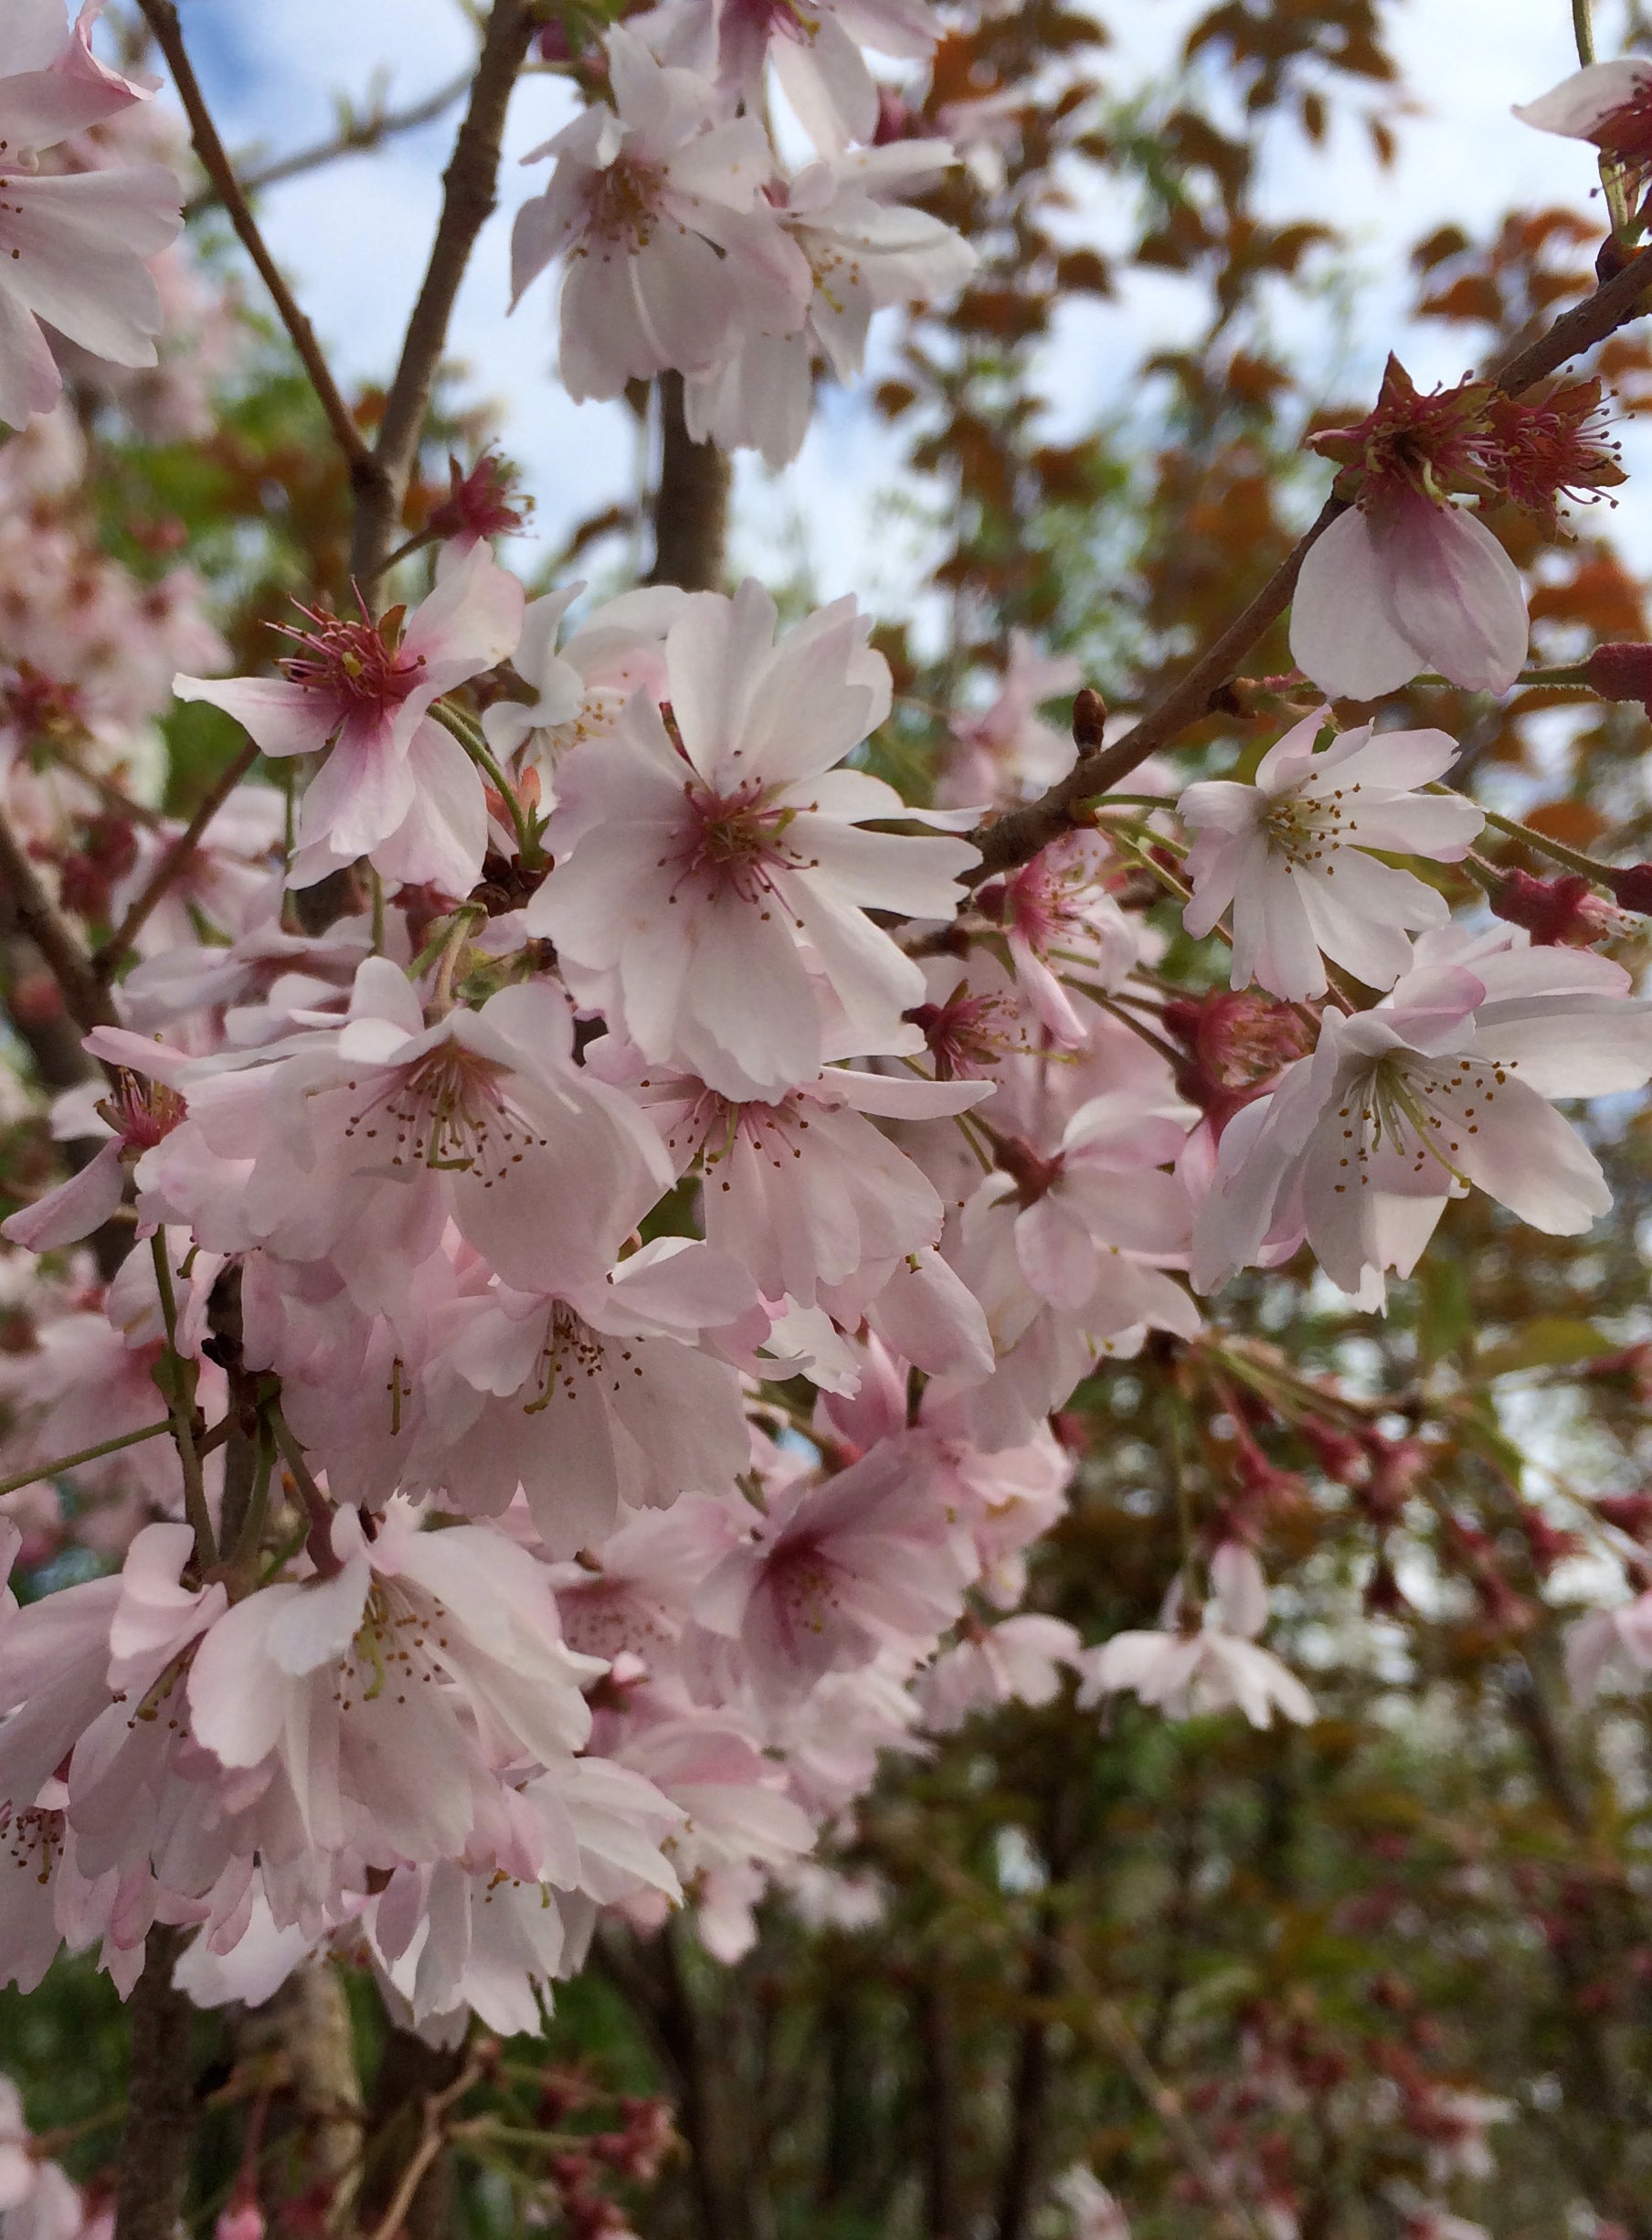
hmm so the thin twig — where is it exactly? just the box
[361,2052,487,2240]
[0,1418,172,1499]
[0,802,119,1037]
[135,0,378,485]
[349,0,535,585]
[185,70,472,217]
[972,239,1652,883]
[94,739,260,978]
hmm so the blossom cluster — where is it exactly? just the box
[1,5,1651,2154]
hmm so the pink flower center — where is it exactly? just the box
[97,1070,186,1152]
[278,601,426,712]
[766,1538,843,1639]
[907,982,1022,1078]
[525,1303,644,1414]
[1592,89,1652,169]
[660,779,819,913]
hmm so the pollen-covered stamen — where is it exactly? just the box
[341,1044,550,1181]
[334,1584,451,1713]
[579,156,666,257]
[657,776,821,918]
[1260,780,1365,873]
[96,1070,186,1153]
[525,1302,643,1414]
[274,596,426,710]
[1,1803,62,1888]
[1330,1052,1513,1196]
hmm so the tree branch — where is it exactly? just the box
[184,70,472,218]
[113,1927,198,2240]
[134,0,377,486]
[970,238,1652,882]
[0,804,118,1036]
[648,373,731,591]
[349,0,535,584]
[94,739,259,979]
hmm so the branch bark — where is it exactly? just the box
[113,1927,197,2240]
[95,740,259,978]
[970,238,1652,883]
[0,804,118,1037]
[348,0,535,585]
[185,71,472,217]
[647,373,731,592]
[134,0,376,488]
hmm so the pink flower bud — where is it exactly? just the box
[1586,640,1652,706]
[1490,868,1617,946]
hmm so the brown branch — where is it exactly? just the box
[184,70,472,218]
[134,0,377,486]
[94,738,259,979]
[349,0,535,585]
[970,239,1652,883]
[0,803,118,1036]
[648,373,731,591]
[113,1927,197,2240]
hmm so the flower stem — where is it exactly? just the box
[430,699,541,865]
[148,1233,217,1567]
[269,1405,339,1573]
[1467,796,1619,884]
[0,1418,173,1500]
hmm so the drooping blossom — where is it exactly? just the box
[641,0,939,154]
[510,27,810,403]
[975,832,1140,1045]
[1193,928,1652,1302]
[1178,714,1483,1000]
[1051,2167,1132,2240]
[1288,358,1528,700]
[685,143,975,467]
[0,1,184,428]
[1076,1544,1315,1729]
[174,544,524,894]
[531,579,976,1097]
[1514,58,1652,174]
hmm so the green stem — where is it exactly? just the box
[148,1232,217,1566]
[269,1405,338,1569]
[1469,796,1620,885]
[231,1417,276,1580]
[1572,0,1594,63]
[0,1418,172,1499]
[430,699,540,865]
[370,868,387,957]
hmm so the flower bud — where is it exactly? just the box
[1586,640,1652,706]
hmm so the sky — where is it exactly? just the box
[172,0,1652,604]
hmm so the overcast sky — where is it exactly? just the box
[173,0,1650,602]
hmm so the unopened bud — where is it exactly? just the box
[1586,640,1652,706]
[1610,861,1652,915]
[1071,686,1107,755]
[1491,868,1616,947]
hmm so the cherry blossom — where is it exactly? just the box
[643,0,938,154]
[510,27,810,403]
[1514,58,1652,172]
[1193,929,1652,1301]
[1179,714,1483,1000]
[684,142,974,466]
[916,1613,1082,1732]
[174,544,524,894]
[1288,359,1527,699]
[1076,1545,1315,1729]
[0,1,184,429]
[530,579,976,1096]
[479,582,684,802]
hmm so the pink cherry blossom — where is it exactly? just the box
[1514,58,1652,170]
[0,1,184,428]
[1289,490,1527,700]
[531,580,976,1096]
[510,27,810,403]
[1565,1589,1652,1700]
[1179,714,1483,1000]
[976,832,1141,1046]
[684,143,974,467]
[641,0,938,156]
[937,632,1083,807]
[1076,1544,1315,1729]
[122,964,672,1307]
[916,1613,1082,1732]
[479,582,685,801]
[694,1438,968,1703]
[1192,929,1652,1302]
[173,544,524,894]
[411,1239,760,1554]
